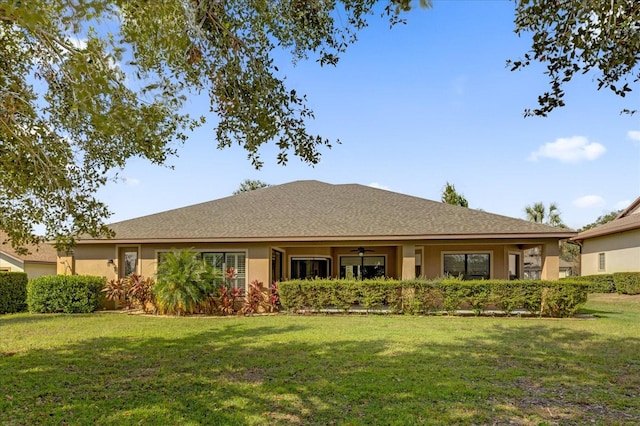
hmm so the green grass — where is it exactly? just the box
[1,294,639,425]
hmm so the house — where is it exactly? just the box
[0,232,58,279]
[572,196,640,275]
[60,181,576,289]
[523,249,576,279]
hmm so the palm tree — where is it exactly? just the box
[524,201,565,227]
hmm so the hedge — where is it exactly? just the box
[614,272,640,295]
[0,272,28,314]
[561,274,615,293]
[279,278,589,318]
[27,275,106,313]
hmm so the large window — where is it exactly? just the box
[443,253,490,280]
[340,256,386,280]
[202,252,246,289]
[291,258,331,279]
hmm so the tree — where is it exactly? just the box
[0,0,431,253]
[441,182,469,207]
[510,0,640,117]
[579,209,623,232]
[233,179,270,195]
[523,201,577,274]
[524,201,565,228]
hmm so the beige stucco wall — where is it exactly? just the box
[23,262,56,279]
[581,229,640,275]
[66,239,563,286]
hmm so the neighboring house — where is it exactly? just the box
[523,249,575,279]
[572,196,640,275]
[0,232,58,279]
[60,181,576,289]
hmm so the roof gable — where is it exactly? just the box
[574,196,640,241]
[0,232,58,263]
[82,180,575,243]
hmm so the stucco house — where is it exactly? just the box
[60,181,575,289]
[572,196,640,275]
[1,232,58,279]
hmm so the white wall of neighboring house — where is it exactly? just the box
[581,229,640,275]
[0,252,24,273]
[24,262,57,279]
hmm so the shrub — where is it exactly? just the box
[278,278,588,317]
[0,272,28,314]
[614,272,640,295]
[102,274,157,313]
[540,280,589,317]
[27,275,105,313]
[563,274,615,293]
[154,248,220,315]
[242,280,271,315]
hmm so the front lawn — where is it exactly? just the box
[1,294,639,425]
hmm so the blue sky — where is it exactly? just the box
[97,1,640,230]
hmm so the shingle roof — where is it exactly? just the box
[82,180,575,243]
[0,232,58,263]
[573,196,640,241]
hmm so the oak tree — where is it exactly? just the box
[0,0,429,252]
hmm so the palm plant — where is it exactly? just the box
[154,248,219,315]
[524,201,565,227]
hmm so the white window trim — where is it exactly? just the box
[154,248,248,287]
[441,250,494,279]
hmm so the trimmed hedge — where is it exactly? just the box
[614,272,640,295]
[562,274,615,293]
[27,275,106,313]
[279,278,589,318]
[0,272,28,314]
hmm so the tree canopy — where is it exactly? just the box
[0,0,429,252]
[524,201,565,228]
[441,182,469,208]
[510,0,640,116]
[233,179,271,195]
[579,209,623,232]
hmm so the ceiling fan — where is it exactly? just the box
[351,247,375,256]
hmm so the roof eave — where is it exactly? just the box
[75,232,576,245]
[572,222,640,242]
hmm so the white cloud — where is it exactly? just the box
[122,177,140,186]
[628,130,640,145]
[368,182,390,191]
[614,199,631,210]
[573,195,606,208]
[529,136,606,163]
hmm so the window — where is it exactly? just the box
[202,252,246,289]
[443,253,490,280]
[340,256,386,280]
[119,247,139,278]
[291,258,331,279]
[0,267,10,272]
[508,253,520,280]
[598,253,606,271]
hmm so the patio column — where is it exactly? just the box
[401,244,416,280]
[540,241,560,280]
